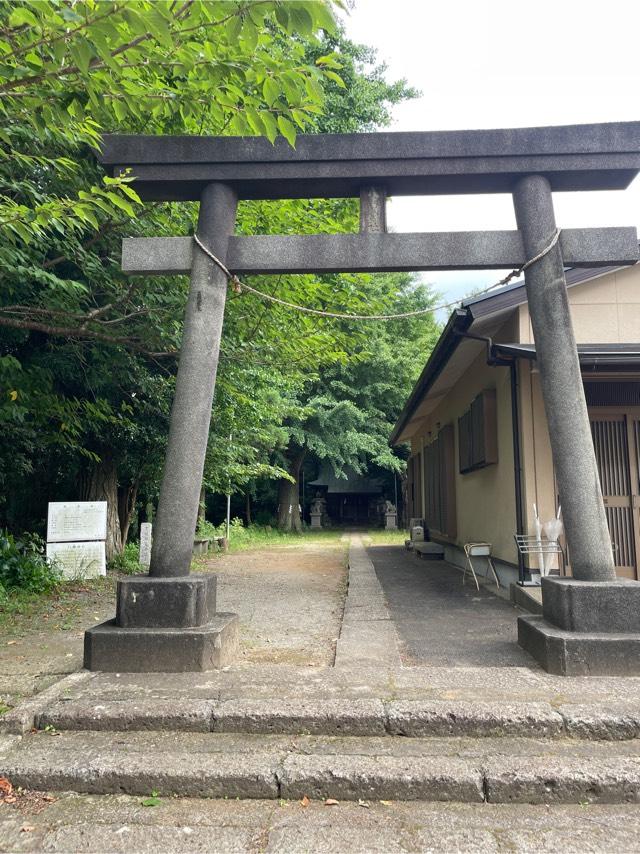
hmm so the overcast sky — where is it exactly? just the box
[340,0,640,311]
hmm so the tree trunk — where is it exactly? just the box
[80,452,122,561]
[277,448,306,532]
[245,489,252,526]
[118,476,140,549]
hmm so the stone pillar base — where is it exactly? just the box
[84,572,239,672]
[84,613,239,672]
[518,576,640,675]
[116,574,217,628]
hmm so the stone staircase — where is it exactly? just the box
[3,683,640,805]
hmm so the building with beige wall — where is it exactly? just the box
[391,262,640,587]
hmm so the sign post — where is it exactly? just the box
[46,501,107,579]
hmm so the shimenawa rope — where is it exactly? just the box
[192,228,561,321]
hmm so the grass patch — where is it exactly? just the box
[199,522,346,557]
[107,542,142,574]
[362,529,407,546]
[0,574,116,636]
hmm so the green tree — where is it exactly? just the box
[272,274,440,531]
[0,0,340,555]
[0,2,433,551]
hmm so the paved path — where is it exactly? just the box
[367,545,534,667]
[3,793,640,853]
[334,536,401,668]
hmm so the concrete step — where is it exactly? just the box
[413,542,445,558]
[31,695,640,741]
[2,730,640,804]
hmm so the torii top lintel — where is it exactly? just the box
[100,121,640,202]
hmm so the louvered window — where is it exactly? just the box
[458,389,498,474]
[423,424,457,539]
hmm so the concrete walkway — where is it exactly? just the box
[334,536,401,668]
[4,794,640,853]
[368,545,533,667]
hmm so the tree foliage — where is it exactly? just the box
[0,1,437,547]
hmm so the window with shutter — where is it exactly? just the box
[458,389,498,473]
[423,424,457,539]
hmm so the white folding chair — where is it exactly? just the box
[463,542,500,591]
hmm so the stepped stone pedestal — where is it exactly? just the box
[518,576,640,676]
[84,573,239,672]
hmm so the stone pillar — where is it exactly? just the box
[151,183,238,578]
[83,183,240,671]
[512,175,615,582]
[139,522,152,569]
[512,176,640,675]
[360,186,387,233]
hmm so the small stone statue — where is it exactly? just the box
[310,491,326,528]
[384,499,397,529]
[311,491,326,515]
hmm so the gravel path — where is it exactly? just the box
[0,538,348,712]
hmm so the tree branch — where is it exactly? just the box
[1,4,123,63]
[0,0,195,94]
[0,314,175,357]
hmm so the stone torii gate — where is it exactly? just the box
[84,122,640,676]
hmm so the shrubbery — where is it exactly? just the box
[107,542,142,575]
[0,531,61,597]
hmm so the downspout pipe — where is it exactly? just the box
[509,360,526,584]
[454,330,526,582]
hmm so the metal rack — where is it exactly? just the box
[514,534,566,585]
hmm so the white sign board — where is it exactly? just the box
[47,501,107,543]
[139,522,152,568]
[46,540,106,579]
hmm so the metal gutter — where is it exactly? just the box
[493,342,640,371]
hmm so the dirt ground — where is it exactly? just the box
[0,538,348,710]
[0,579,117,709]
[208,542,348,666]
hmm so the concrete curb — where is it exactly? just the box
[483,756,640,804]
[334,537,402,669]
[0,671,93,735]
[33,695,640,742]
[211,698,387,736]
[4,751,279,799]
[278,754,484,802]
[4,736,640,804]
[38,698,216,733]
[387,700,564,738]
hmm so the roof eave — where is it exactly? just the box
[390,308,473,446]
